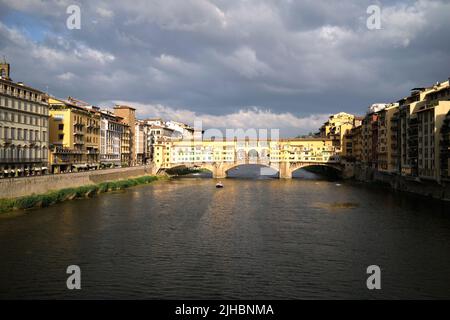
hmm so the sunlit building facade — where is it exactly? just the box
[48,97,100,173]
[0,62,49,178]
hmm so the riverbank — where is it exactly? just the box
[0,165,155,199]
[351,165,450,201]
[0,175,161,216]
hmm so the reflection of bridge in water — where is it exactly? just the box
[153,138,342,178]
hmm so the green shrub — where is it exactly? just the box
[0,198,17,214]
[15,194,40,209]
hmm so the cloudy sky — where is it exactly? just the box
[0,0,449,136]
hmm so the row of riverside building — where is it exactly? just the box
[1,59,449,182]
[0,62,194,177]
[318,78,450,183]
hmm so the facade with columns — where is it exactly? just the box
[0,62,49,178]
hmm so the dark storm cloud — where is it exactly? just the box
[0,0,449,135]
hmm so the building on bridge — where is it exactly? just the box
[152,138,342,178]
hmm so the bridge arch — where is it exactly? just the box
[158,164,215,177]
[225,163,279,178]
[290,163,343,178]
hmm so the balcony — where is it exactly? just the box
[52,158,73,164]
[52,147,84,155]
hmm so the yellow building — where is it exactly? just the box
[441,110,450,181]
[319,112,360,152]
[394,79,450,181]
[341,125,362,162]
[360,113,378,168]
[415,101,450,181]
[120,125,131,166]
[377,103,399,173]
[48,97,100,173]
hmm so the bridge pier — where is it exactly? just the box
[279,162,292,179]
[211,163,232,179]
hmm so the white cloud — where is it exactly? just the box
[73,44,115,64]
[121,0,228,32]
[57,72,75,80]
[96,7,114,18]
[0,0,449,119]
[221,46,271,79]
[112,100,329,136]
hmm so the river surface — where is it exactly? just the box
[1,170,450,299]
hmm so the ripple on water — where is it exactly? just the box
[0,178,450,299]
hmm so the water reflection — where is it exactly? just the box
[0,177,449,299]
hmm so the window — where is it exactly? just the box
[58,124,64,130]
[58,134,64,140]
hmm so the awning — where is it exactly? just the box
[73,164,88,168]
[41,167,48,170]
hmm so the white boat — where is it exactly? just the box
[216,182,224,188]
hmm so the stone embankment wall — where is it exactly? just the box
[0,165,155,199]
[350,165,450,201]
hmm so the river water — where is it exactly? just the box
[0,169,450,299]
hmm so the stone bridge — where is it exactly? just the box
[152,138,342,179]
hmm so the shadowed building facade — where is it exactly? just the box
[114,105,136,166]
